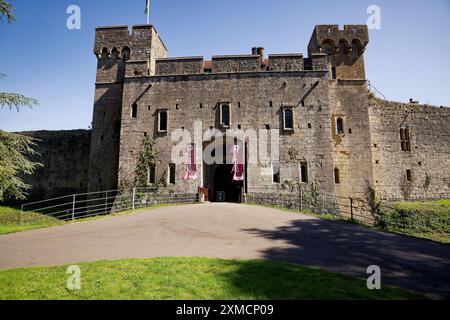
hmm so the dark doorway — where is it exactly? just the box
[213,164,243,203]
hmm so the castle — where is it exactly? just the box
[19,24,450,208]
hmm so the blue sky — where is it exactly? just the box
[1,0,449,131]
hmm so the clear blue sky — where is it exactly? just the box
[1,0,449,131]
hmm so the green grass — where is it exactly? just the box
[0,257,424,300]
[0,206,64,235]
[378,200,450,244]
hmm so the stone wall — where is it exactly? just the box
[118,71,336,198]
[369,98,450,200]
[19,130,91,201]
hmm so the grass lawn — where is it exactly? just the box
[380,200,450,244]
[0,257,424,300]
[0,206,64,235]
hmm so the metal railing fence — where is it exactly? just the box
[19,187,199,226]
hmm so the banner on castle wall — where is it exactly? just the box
[182,144,198,181]
[231,145,244,182]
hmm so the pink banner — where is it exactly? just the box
[182,144,197,181]
[231,145,244,182]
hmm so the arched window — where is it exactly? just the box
[352,40,361,56]
[336,118,344,134]
[111,47,119,59]
[121,46,131,62]
[322,40,335,55]
[339,40,348,54]
[334,168,340,184]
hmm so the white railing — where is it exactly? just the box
[19,187,199,226]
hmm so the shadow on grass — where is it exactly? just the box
[241,218,450,299]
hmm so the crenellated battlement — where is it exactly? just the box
[153,50,328,76]
[308,25,370,80]
[308,25,369,56]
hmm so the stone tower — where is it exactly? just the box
[88,25,167,192]
[308,25,374,200]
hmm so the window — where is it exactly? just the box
[220,104,231,128]
[336,118,344,134]
[331,66,337,80]
[121,47,130,62]
[131,104,138,118]
[334,168,340,184]
[406,169,412,182]
[272,162,280,184]
[283,108,294,131]
[400,128,411,152]
[169,164,176,185]
[148,165,156,185]
[158,110,168,133]
[301,163,308,183]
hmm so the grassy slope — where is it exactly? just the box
[0,206,63,235]
[0,257,424,300]
[384,200,450,244]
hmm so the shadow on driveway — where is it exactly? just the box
[243,218,450,299]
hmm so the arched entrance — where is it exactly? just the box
[213,164,243,203]
[203,136,247,203]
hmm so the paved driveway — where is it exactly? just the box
[0,203,449,298]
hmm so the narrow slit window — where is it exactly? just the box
[169,164,176,185]
[131,104,138,119]
[331,66,337,80]
[272,162,280,184]
[148,165,156,185]
[334,168,340,184]
[301,163,308,183]
[406,169,412,182]
[283,108,294,131]
[158,110,168,132]
[336,118,344,134]
[220,104,231,128]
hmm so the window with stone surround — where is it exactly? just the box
[147,165,156,185]
[282,107,294,132]
[272,161,280,184]
[131,104,138,119]
[334,168,341,184]
[400,128,411,152]
[406,169,412,182]
[220,103,231,128]
[301,162,309,183]
[168,164,176,185]
[157,109,169,133]
[336,117,344,134]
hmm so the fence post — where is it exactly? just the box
[105,191,108,215]
[72,194,76,221]
[20,204,24,227]
[299,189,303,212]
[350,198,354,221]
[132,188,136,210]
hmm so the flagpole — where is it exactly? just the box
[145,0,150,25]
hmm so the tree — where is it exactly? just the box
[0,0,15,24]
[0,1,41,201]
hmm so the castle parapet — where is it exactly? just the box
[212,55,261,73]
[155,57,204,75]
[268,54,304,71]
